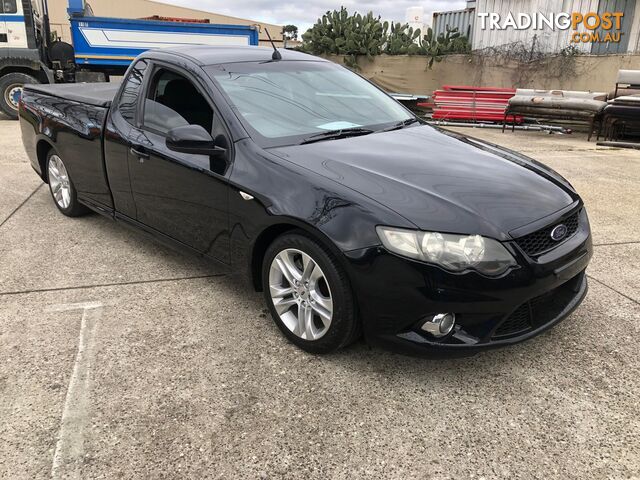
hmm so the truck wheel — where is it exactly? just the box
[262,232,360,354]
[46,151,88,217]
[0,73,40,119]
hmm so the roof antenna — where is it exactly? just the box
[265,28,282,61]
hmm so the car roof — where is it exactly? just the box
[149,45,328,66]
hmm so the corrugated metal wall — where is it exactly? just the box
[591,0,636,54]
[432,8,475,40]
[631,10,640,52]
[471,0,624,53]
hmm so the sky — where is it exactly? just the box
[157,0,467,36]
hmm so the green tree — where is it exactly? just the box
[283,24,298,41]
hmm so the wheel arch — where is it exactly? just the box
[36,138,55,182]
[0,67,48,84]
[249,219,350,292]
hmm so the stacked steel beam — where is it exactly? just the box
[429,86,523,123]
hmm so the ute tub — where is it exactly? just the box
[600,94,640,141]
[508,89,608,113]
[505,89,609,138]
[19,84,114,209]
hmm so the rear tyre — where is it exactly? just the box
[262,231,360,354]
[46,151,89,217]
[0,72,40,119]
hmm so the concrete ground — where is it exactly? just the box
[0,118,639,480]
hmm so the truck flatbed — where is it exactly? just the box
[24,82,121,108]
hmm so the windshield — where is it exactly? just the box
[206,61,412,146]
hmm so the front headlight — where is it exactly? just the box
[376,226,517,276]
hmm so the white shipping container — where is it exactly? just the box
[433,7,475,39]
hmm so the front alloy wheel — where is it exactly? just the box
[262,232,360,353]
[269,248,333,341]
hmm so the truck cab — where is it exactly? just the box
[0,0,261,119]
[1,0,29,48]
[0,0,58,118]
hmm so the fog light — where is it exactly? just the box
[421,313,456,337]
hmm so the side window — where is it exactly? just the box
[118,59,148,125]
[143,68,213,135]
[1,0,17,13]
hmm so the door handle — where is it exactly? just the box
[130,147,150,161]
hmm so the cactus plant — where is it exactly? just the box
[301,7,388,67]
[301,8,470,69]
[420,26,471,68]
[385,22,422,55]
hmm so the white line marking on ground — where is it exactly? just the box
[47,301,104,312]
[49,302,103,480]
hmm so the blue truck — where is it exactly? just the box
[0,0,259,118]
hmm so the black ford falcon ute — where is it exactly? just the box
[19,46,592,357]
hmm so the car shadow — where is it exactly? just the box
[65,207,557,380]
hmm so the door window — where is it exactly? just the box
[0,0,17,43]
[1,0,17,13]
[143,68,213,134]
[118,59,149,125]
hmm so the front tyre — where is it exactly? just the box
[46,151,88,217]
[0,72,39,119]
[262,232,359,354]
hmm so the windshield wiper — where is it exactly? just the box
[300,127,374,145]
[378,117,421,133]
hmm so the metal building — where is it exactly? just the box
[433,0,640,54]
[46,0,284,46]
[591,0,637,54]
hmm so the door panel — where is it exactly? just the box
[2,0,28,48]
[104,112,137,218]
[0,1,8,44]
[128,127,230,263]
[126,64,231,263]
[104,59,149,219]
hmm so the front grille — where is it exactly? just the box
[515,210,581,257]
[492,273,583,339]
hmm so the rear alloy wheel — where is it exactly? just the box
[46,152,88,217]
[0,72,39,119]
[263,232,359,353]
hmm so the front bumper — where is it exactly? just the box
[343,209,593,357]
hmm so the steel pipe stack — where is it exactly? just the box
[431,85,522,123]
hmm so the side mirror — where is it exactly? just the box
[166,125,226,158]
